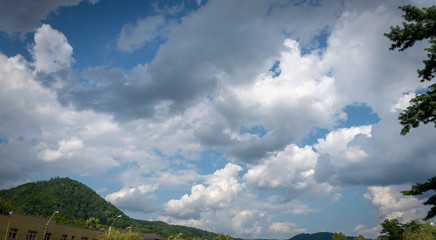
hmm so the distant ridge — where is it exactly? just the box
[289,232,355,240]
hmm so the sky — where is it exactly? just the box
[0,0,435,239]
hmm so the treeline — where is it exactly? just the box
[330,218,436,240]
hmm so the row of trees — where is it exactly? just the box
[97,232,233,240]
[331,219,436,240]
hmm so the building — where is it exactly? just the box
[140,233,163,240]
[0,212,104,240]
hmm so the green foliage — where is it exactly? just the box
[132,219,217,239]
[332,232,346,240]
[0,197,23,214]
[385,5,436,82]
[398,83,436,135]
[86,217,106,230]
[402,176,436,220]
[403,221,436,239]
[353,235,365,240]
[378,219,404,240]
[0,177,130,227]
[384,5,436,135]
[0,177,220,239]
[378,218,436,240]
[98,229,140,240]
[167,233,194,240]
[213,234,233,240]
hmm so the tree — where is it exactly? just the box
[98,229,140,240]
[384,4,436,135]
[354,235,365,240]
[0,197,23,214]
[332,232,346,240]
[403,221,436,239]
[213,234,232,240]
[402,176,436,220]
[86,217,105,230]
[385,4,436,222]
[378,219,404,240]
[167,233,194,240]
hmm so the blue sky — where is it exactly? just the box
[0,0,435,239]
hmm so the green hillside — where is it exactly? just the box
[0,177,217,239]
[289,232,355,240]
[0,177,128,226]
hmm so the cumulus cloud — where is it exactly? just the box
[314,115,436,186]
[0,0,82,34]
[32,24,73,73]
[231,211,263,236]
[364,185,429,222]
[269,222,306,236]
[390,92,416,112]
[2,1,436,238]
[105,184,159,213]
[163,163,245,219]
[155,169,203,187]
[37,137,84,162]
[243,144,335,201]
[213,38,343,164]
[31,24,74,89]
[0,49,118,188]
[353,224,380,238]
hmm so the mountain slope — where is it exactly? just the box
[0,177,217,239]
[289,232,355,240]
[0,177,127,226]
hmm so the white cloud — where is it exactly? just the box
[37,137,84,162]
[329,193,343,204]
[353,224,380,238]
[231,211,262,236]
[244,144,325,196]
[117,16,167,52]
[156,169,203,187]
[268,222,306,236]
[2,1,436,238]
[364,185,429,223]
[215,38,344,163]
[32,24,73,72]
[105,184,158,213]
[0,49,119,187]
[390,92,416,112]
[321,4,425,116]
[314,126,372,159]
[164,163,245,219]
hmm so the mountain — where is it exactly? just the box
[289,232,355,240]
[0,177,217,239]
[0,177,127,226]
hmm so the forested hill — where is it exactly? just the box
[0,177,127,226]
[0,177,218,239]
[289,232,355,240]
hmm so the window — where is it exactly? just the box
[80,237,88,240]
[71,235,75,240]
[44,233,51,240]
[8,229,17,239]
[26,231,37,240]
[61,235,68,240]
